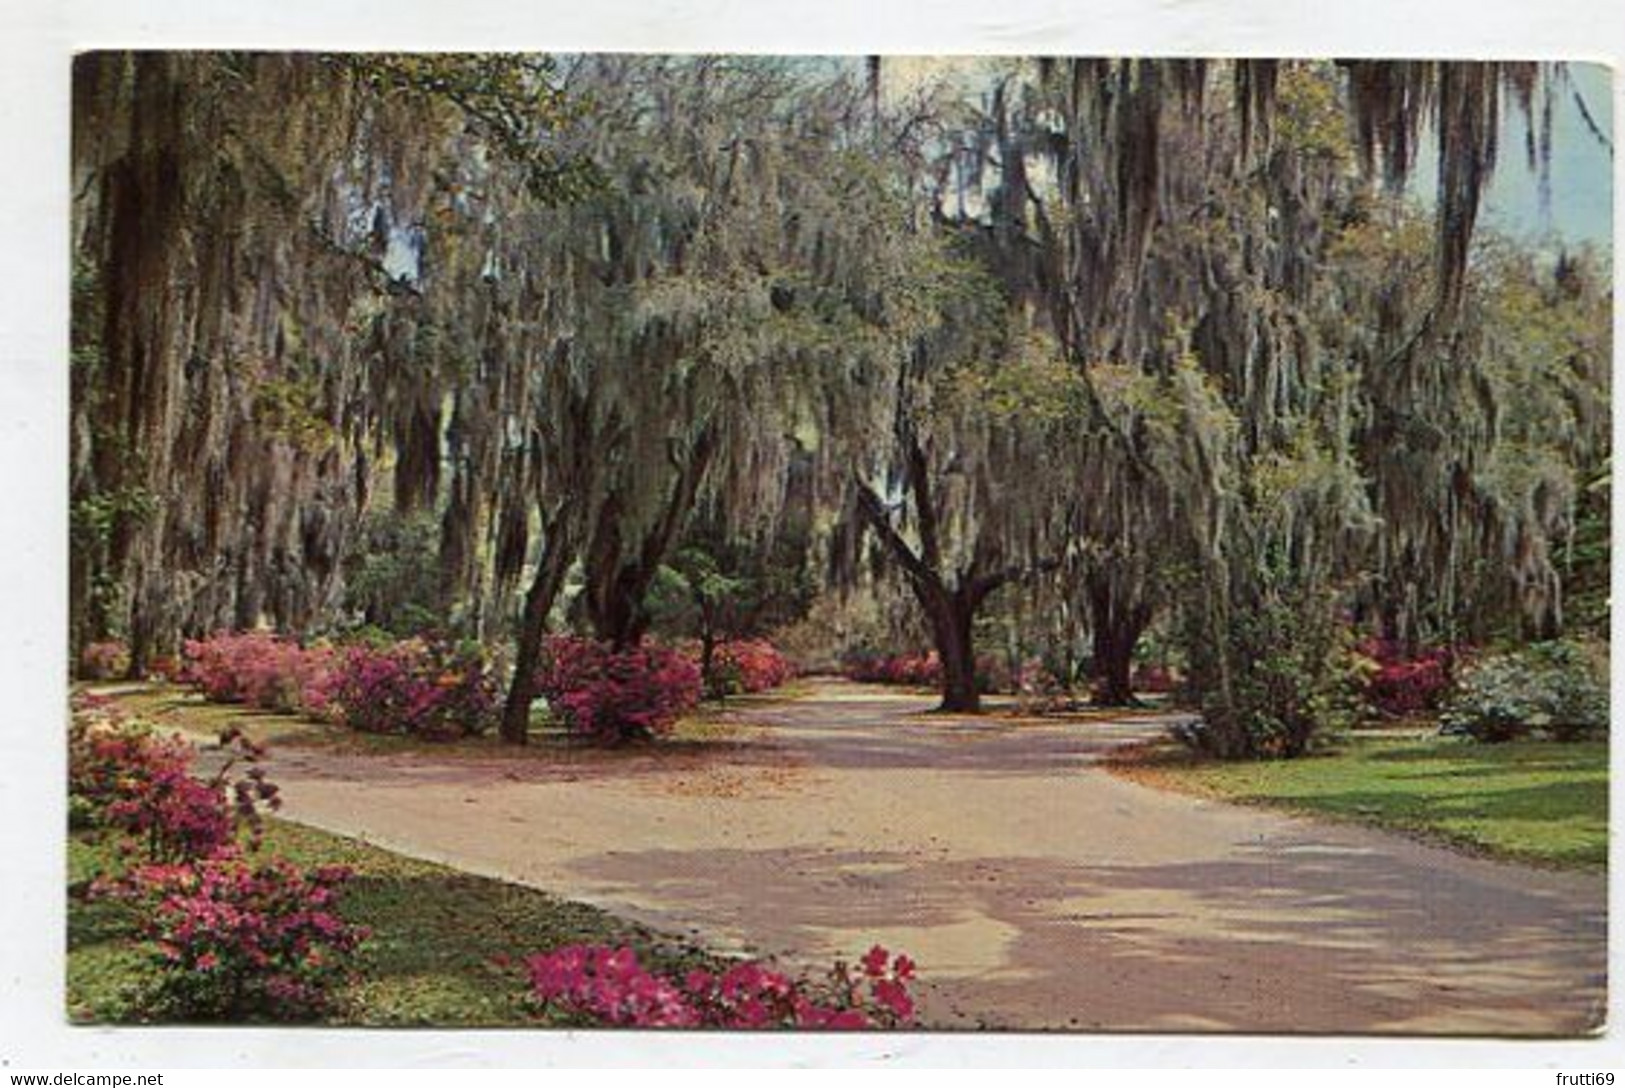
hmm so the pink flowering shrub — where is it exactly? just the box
[181,631,335,715]
[1131,663,1177,695]
[524,943,917,1030]
[699,639,795,696]
[1356,639,1459,717]
[69,695,281,861]
[535,637,702,744]
[313,639,500,739]
[106,856,368,1021]
[79,639,130,680]
[844,650,943,687]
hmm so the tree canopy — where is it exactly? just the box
[71,52,1611,756]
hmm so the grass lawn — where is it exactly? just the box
[67,819,728,1025]
[1108,733,1607,869]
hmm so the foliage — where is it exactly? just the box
[534,637,702,744]
[79,639,130,680]
[843,650,943,688]
[182,631,335,715]
[1441,640,1609,742]
[69,54,1611,758]
[69,819,734,1026]
[702,639,795,697]
[1131,664,1177,695]
[334,53,600,204]
[1179,583,1362,759]
[315,639,501,740]
[96,856,368,1021]
[341,512,447,639]
[1015,658,1070,714]
[524,943,916,1029]
[69,694,281,861]
[1355,639,1460,718]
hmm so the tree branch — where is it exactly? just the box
[852,474,939,592]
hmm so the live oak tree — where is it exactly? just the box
[69,52,586,674]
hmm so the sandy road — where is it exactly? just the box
[261,679,1606,1034]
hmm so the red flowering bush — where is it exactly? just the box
[181,631,335,715]
[702,639,795,696]
[310,639,499,740]
[524,943,917,1030]
[1131,663,1177,694]
[535,637,702,744]
[1357,639,1459,718]
[844,650,943,687]
[79,639,130,680]
[107,856,368,1021]
[69,695,281,861]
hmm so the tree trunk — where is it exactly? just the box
[1090,619,1139,706]
[699,623,721,703]
[1087,572,1151,707]
[500,530,574,745]
[928,589,980,713]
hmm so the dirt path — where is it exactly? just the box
[257,679,1605,1034]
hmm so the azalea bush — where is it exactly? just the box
[535,637,702,744]
[181,631,335,715]
[1356,638,1458,718]
[314,638,500,740]
[102,856,368,1021]
[843,650,942,687]
[69,695,281,861]
[1441,639,1608,742]
[1131,663,1177,695]
[79,639,130,680]
[524,943,916,1029]
[705,639,795,696]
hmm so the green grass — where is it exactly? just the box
[67,819,730,1026]
[1121,734,1608,869]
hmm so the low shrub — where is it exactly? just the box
[181,631,334,715]
[1015,658,1068,714]
[535,637,702,744]
[106,856,368,1021]
[1356,638,1458,718]
[69,695,281,861]
[79,640,130,680]
[1131,663,1177,695]
[314,639,500,740]
[704,639,795,696]
[1179,585,1359,759]
[1442,640,1608,743]
[843,651,942,688]
[524,943,916,1029]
